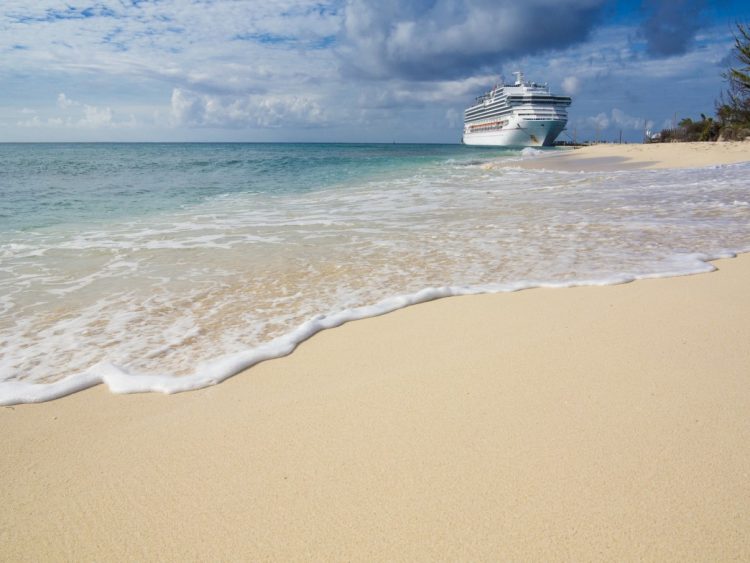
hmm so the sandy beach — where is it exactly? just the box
[2,142,750,561]
[514,140,750,171]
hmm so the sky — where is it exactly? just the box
[1,0,749,143]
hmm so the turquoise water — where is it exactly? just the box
[1,143,749,404]
[0,143,505,232]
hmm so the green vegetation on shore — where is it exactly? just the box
[654,22,750,143]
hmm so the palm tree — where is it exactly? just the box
[717,22,750,139]
[727,23,750,97]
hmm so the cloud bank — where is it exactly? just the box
[338,0,606,80]
[170,89,327,128]
[639,0,709,57]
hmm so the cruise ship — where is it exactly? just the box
[462,72,571,147]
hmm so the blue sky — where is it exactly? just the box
[1,0,749,143]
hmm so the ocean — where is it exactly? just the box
[1,142,749,405]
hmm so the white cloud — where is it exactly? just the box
[17,115,67,127]
[170,88,327,129]
[0,1,342,87]
[611,108,653,130]
[561,76,581,96]
[18,94,131,130]
[583,109,655,132]
[170,89,205,127]
[586,112,610,130]
[17,115,42,127]
[79,104,114,128]
[57,93,77,109]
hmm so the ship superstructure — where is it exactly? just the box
[462,72,571,147]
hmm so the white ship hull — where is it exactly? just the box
[463,118,566,147]
[462,72,571,148]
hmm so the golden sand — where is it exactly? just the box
[515,140,750,171]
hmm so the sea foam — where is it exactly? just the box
[0,251,731,406]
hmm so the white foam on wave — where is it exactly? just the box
[0,249,737,407]
[520,147,546,157]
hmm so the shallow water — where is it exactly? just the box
[1,143,749,404]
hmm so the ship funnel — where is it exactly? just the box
[513,71,524,85]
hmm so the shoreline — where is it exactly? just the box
[2,141,750,559]
[0,252,735,407]
[512,140,750,171]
